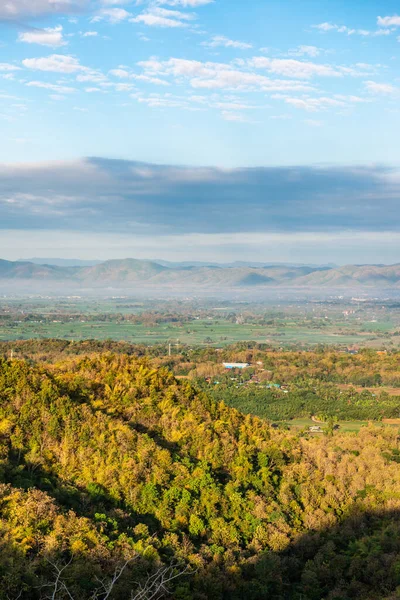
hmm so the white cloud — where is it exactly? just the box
[23,55,107,87]
[288,45,322,57]
[23,54,84,73]
[26,81,75,93]
[76,71,107,82]
[92,8,131,24]
[364,80,397,94]
[313,22,337,31]
[334,94,371,104]
[247,57,342,79]
[18,26,67,48]
[377,15,400,27]
[313,22,391,37]
[132,13,185,27]
[109,68,169,85]
[202,35,252,50]
[112,83,135,91]
[82,31,98,37]
[134,74,170,85]
[137,57,315,92]
[109,68,130,78]
[130,7,195,27]
[133,92,256,117]
[0,63,21,71]
[0,0,88,19]
[284,96,346,112]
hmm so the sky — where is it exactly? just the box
[1,0,400,264]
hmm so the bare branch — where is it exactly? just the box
[28,557,188,600]
[7,592,22,600]
[93,558,138,600]
[132,563,190,600]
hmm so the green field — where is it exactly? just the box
[287,418,400,432]
[0,318,394,347]
[1,295,399,348]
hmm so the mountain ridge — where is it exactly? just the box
[2,258,400,288]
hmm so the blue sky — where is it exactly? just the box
[1,0,400,263]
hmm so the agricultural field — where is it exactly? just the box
[0,318,383,346]
[286,417,397,433]
[1,295,400,348]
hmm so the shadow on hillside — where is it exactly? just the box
[3,454,400,600]
[0,534,178,600]
[1,500,400,599]
[217,507,400,600]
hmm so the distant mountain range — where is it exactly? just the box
[21,258,102,267]
[3,258,400,288]
[21,258,337,269]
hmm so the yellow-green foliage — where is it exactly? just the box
[1,354,400,599]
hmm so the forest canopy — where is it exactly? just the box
[0,350,400,598]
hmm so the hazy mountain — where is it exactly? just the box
[1,258,400,288]
[0,259,76,280]
[295,264,400,287]
[154,260,338,269]
[77,258,168,282]
[21,258,102,267]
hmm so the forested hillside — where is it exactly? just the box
[1,354,400,598]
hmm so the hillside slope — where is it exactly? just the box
[296,264,400,287]
[0,259,76,279]
[77,258,167,282]
[1,355,400,598]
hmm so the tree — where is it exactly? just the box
[38,558,189,600]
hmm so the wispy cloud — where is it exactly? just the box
[110,67,170,86]
[282,93,369,112]
[377,15,400,27]
[364,80,397,95]
[130,7,195,28]
[137,57,316,92]
[22,54,86,73]
[26,80,76,93]
[18,26,67,48]
[288,45,323,58]
[0,0,88,19]
[247,57,343,79]
[202,35,252,50]
[313,22,391,37]
[92,8,131,24]
[284,96,346,112]
[0,63,21,71]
